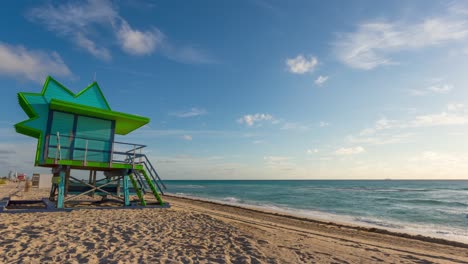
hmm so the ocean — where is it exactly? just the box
[165,180,468,243]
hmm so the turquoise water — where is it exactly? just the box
[165,180,468,242]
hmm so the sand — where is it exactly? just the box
[1,181,468,263]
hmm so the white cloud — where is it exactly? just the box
[170,108,207,118]
[335,146,365,155]
[27,0,210,63]
[263,156,296,171]
[182,135,193,141]
[408,151,467,174]
[319,121,330,127]
[314,75,329,86]
[347,133,413,145]
[307,149,319,154]
[0,42,72,83]
[27,0,116,60]
[263,156,290,162]
[280,122,310,131]
[116,20,163,55]
[447,103,464,111]
[411,83,454,96]
[350,106,468,146]
[360,111,467,134]
[161,45,216,64]
[335,14,468,69]
[75,32,111,61]
[428,84,453,94]
[411,112,467,126]
[286,54,318,74]
[237,113,276,126]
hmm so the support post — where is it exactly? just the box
[57,167,66,208]
[91,170,97,197]
[88,170,92,184]
[123,174,130,206]
[65,167,71,197]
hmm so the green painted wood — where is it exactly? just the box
[49,99,149,135]
[139,169,163,205]
[129,174,146,206]
[44,158,144,170]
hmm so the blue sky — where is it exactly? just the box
[1,0,468,179]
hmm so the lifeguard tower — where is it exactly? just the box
[14,76,165,209]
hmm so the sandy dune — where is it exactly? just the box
[1,182,467,263]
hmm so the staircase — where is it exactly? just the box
[125,152,166,205]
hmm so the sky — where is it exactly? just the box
[1,0,468,179]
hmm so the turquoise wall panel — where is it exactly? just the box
[75,115,112,162]
[43,80,74,103]
[48,111,75,159]
[74,85,110,110]
[43,80,109,110]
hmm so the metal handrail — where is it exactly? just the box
[45,133,147,165]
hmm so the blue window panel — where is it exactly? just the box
[75,115,112,162]
[48,112,74,159]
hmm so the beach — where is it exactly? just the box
[1,182,468,263]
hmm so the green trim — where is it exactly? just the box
[44,158,144,170]
[49,99,149,135]
[18,93,38,118]
[129,174,146,206]
[139,169,163,205]
[42,76,112,110]
[75,81,112,110]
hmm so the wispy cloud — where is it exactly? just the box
[280,122,310,131]
[314,75,329,86]
[263,156,296,171]
[360,108,467,134]
[411,112,467,127]
[347,133,413,145]
[0,42,72,83]
[237,113,278,127]
[334,10,468,70]
[335,146,365,155]
[161,44,216,64]
[349,104,467,146]
[27,0,116,60]
[170,108,207,118]
[286,54,318,74]
[319,121,330,127]
[447,103,464,111]
[116,19,163,56]
[27,0,212,63]
[307,149,319,154]
[75,32,111,60]
[182,135,193,141]
[410,83,453,96]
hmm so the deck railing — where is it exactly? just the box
[44,132,147,167]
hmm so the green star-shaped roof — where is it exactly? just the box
[15,76,149,165]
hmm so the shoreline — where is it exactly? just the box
[164,193,468,249]
[2,182,468,263]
